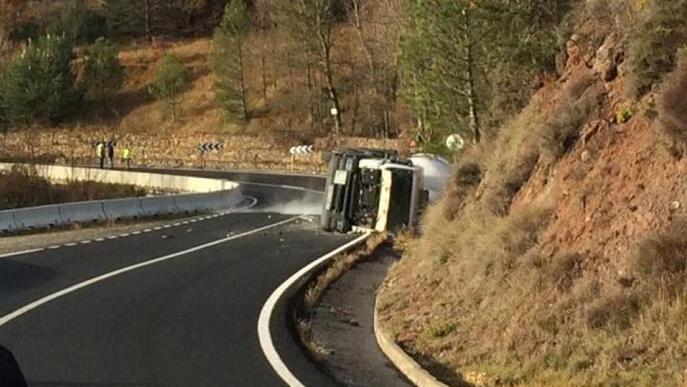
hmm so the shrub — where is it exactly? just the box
[540,76,600,160]
[50,0,106,44]
[626,0,687,97]
[149,53,189,121]
[2,33,82,126]
[82,38,124,106]
[631,218,687,298]
[658,52,687,144]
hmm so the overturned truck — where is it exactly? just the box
[321,149,434,234]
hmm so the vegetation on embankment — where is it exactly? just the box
[0,166,146,210]
[379,1,687,386]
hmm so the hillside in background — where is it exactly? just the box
[379,1,687,386]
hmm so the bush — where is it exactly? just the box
[631,218,687,298]
[540,74,600,159]
[50,0,106,44]
[1,34,82,126]
[658,52,687,144]
[626,0,687,97]
[149,53,189,121]
[83,38,124,106]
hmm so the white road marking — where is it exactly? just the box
[80,240,92,245]
[0,248,45,259]
[132,231,142,235]
[95,238,105,242]
[107,236,118,240]
[119,233,130,237]
[163,225,171,229]
[172,223,181,227]
[142,229,152,233]
[257,233,372,387]
[153,226,163,230]
[47,245,61,250]
[64,243,78,247]
[0,217,301,328]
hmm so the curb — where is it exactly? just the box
[374,295,449,387]
[258,232,372,387]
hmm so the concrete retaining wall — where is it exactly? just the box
[0,164,243,233]
[0,163,233,193]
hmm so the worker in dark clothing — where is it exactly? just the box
[0,345,28,387]
[107,141,115,169]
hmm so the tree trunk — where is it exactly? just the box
[144,0,152,40]
[463,9,481,144]
[237,41,249,122]
[317,30,342,135]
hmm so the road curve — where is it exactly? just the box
[0,170,357,387]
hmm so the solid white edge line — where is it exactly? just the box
[257,232,372,387]
[0,216,301,328]
[0,248,45,259]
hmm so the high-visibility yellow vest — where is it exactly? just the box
[123,148,131,159]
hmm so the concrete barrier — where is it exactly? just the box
[0,163,235,193]
[0,164,244,233]
[139,196,178,216]
[58,201,107,224]
[0,211,17,233]
[13,205,62,230]
[102,198,144,220]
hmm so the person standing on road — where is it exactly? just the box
[96,141,105,169]
[107,140,115,169]
[122,145,132,170]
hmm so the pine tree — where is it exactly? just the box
[277,0,343,135]
[83,38,124,108]
[149,53,189,121]
[2,34,82,125]
[212,0,251,123]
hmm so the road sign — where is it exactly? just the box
[289,145,315,155]
[198,142,224,152]
[445,134,465,151]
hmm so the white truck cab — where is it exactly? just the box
[321,149,427,234]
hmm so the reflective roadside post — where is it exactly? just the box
[331,107,339,135]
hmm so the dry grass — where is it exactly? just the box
[0,166,145,210]
[658,52,687,147]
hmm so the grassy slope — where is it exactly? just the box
[378,31,687,387]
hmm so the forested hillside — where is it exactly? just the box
[1,0,567,145]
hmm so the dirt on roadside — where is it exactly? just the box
[309,245,412,387]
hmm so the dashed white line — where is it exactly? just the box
[153,226,163,231]
[0,216,302,328]
[0,248,45,259]
[80,240,92,245]
[107,236,118,240]
[95,238,105,242]
[132,231,142,235]
[172,223,181,227]
[143,229,152,233]
[64,242,78,247]
[47,245,61,250]
[119,233,130,237]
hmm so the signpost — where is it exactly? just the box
[289,145,315,171]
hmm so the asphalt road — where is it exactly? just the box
[0,170,360,387]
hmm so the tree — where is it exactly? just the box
[104,0,173,39]
[149,53,189,120]
[399,0,565,146]
[277,0,343,135]
[83,38,124,108]
[212,0,251,123]
[2,34,82,125]
[50,0,106,44]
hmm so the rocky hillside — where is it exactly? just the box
[378,1,687,386]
